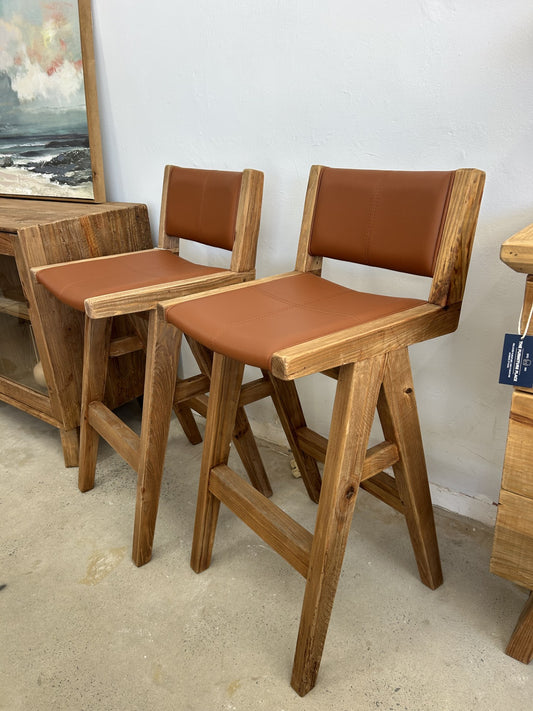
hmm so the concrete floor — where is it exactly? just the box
[1,400,532,711]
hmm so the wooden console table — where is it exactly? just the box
[490,222,533,664]
[0,198,152,466]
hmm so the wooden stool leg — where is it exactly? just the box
[291,356,386,696]
[187,336,271,497]
[132,310,182,567]
[506,592,533,664]
[191,353,245,574]
[173,335,203,445]
[173,402,203,445]
[377,347,443,590]
[268,373,322,503]
[78,316,112,492]
[232,407,273,497]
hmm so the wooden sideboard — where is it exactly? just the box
[0,198,152,466]
[490,223,533,664]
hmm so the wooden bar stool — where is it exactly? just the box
[157,165,485,695]
[32,165,280,565]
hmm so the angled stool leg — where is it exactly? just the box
[191,353,245,574]
[173,401,203,445]
[377,347,443,590]
[267,373,322,503]
[78,316,113,492]
[132,310,182,566]
[187,337,271,497]
[291,355,386,696]
[173,332,203,445]
[232,406,273,497]
[123,312,199,445]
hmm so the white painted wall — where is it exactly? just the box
[90,0,533,524]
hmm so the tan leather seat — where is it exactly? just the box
[36,249,223,311]
[153,165,485,695]
[166,271,425,369]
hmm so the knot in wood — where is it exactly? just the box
[345,486,355,500]
[404,387,413,394]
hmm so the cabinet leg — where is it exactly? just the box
[60,427,79,467]
[506,592,533,664]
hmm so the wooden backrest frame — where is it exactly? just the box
[158,166,264,274]
[294,165,485,309]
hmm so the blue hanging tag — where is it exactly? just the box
[499,333,533,387]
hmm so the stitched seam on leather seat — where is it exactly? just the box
[258,274,354,308]
[203,292,422,331]
[250,291,421,322]
[257,274,420,316]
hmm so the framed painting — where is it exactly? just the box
[0,0,105,202]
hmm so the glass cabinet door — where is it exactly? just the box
[0,254,47,394]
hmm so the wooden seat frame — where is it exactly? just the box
[154,165,485,695]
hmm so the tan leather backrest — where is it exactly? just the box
[308,168,455,277]
[164,166,243,251]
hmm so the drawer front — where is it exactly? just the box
[502,390,533,499]
[491,488,533,589]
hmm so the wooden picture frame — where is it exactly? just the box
[0,0,105,202]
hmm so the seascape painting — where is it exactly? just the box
[0,0,105,201]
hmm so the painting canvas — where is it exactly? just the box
[0,0,105,201]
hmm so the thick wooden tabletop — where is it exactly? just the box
[501,223,533,274]
[0,198,134,233]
